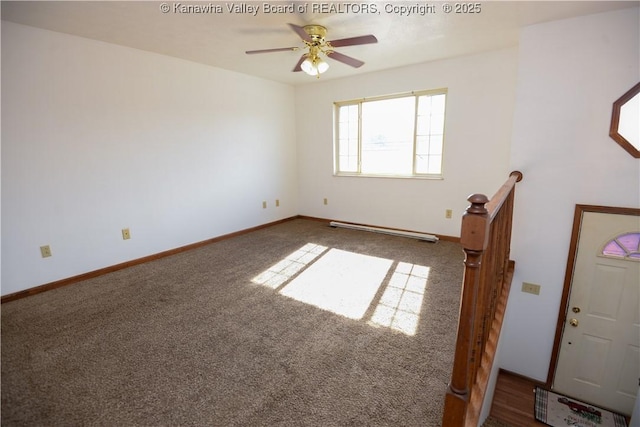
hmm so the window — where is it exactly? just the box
[334,89,447,178]
[601,232,640,261]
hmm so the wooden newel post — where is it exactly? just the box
[443,194,489,427]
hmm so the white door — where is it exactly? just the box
[554,210,640,416]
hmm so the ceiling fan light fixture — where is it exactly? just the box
[301,56,329,77]
[317,58,329,74]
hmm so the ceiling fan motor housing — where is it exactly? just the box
[303,25,327,45]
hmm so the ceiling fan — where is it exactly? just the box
[245,23,378,78]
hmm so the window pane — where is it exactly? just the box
[430,114,445,133]
[415,94,446,174]
[428,155,442,174]
[416,136,429,155]
[361,97,414,175]
[429,134,443,155]
[602,233,640,260]
[617,233,640,252]
[603,241,626,257]
[339,104,357,122]
[431,94,446,112]
[416,118,430,136]
[339,155,358,172]
[337,105,359,173]
[415,154,428,173]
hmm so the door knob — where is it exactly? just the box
[572,307,581,313]
[569,318,579,327]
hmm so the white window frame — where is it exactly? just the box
[333,89,447,179]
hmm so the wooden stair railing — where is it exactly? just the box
[442,171,523,427]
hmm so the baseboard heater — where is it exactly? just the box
[329,221,439,243]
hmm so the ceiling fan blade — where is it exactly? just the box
[288,23,312,42]
[328,35,377,48]
[326,51,365,68]
[292,54,308,72]
[245,47,298,54]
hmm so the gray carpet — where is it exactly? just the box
[2,218,464,426]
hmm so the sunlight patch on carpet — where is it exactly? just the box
[279,248,393,320]
[368,262,429,336]
[251,243,328,289]
[252,243,432,335]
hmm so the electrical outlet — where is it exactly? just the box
[275,199,280,207]
[262,201,267,209]
[40,245,52,258]
[122,228,131,240]
[445,209,453,219]
[522,282,541,295]
[323,198,328,205]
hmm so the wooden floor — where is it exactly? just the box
[490,369,634,427]
[489,370,547,426]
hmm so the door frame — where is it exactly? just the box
[547,204,640,387]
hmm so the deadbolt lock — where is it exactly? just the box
[569,318,579,327]
[572,307,581,313]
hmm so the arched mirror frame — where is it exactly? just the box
[610,81,640,158]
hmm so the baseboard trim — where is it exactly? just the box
[1,216,298,304]
[3,215,460,304]
[498,368,547,387]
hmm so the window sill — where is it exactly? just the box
[333,172,444,180]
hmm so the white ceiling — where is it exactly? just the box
[2,1,637,85]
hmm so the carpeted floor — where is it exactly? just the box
[2,218,464,426]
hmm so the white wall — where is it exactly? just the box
[630,389,640,427]
[500,8,640,381]
[1,22,298,296]
[295,48,518,237]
